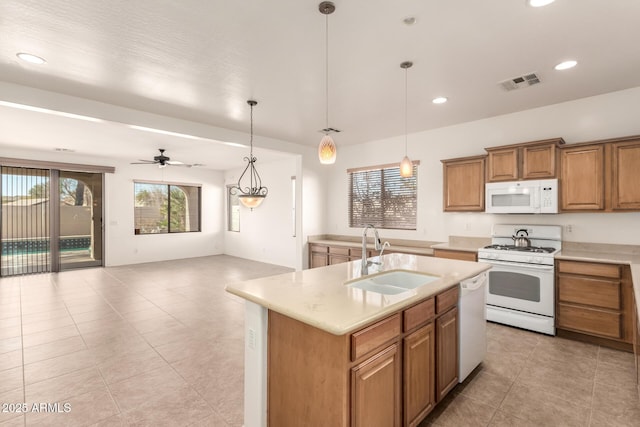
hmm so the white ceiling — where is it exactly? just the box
[1,0,640,169]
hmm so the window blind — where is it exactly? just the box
[348,163,418,230]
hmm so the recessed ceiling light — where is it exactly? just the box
[403,16,417,25]
[54,148,75,152]
[555,60,577,70]
[527,0,556,7]
[432,97,448,104]
[16,52,46,64]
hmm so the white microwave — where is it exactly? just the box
[485,179,558,214]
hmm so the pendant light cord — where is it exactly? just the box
[404,66,408,155]
[325,12,329,130]
[250,103,254,156]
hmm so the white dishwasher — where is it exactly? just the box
[458,271,487,383]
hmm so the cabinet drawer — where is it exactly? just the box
[310,245,328,253]
[350,248,364,258]
[329,246,350,256]
[558,275,621,310]
[557,304,622,339]
[436,287,459,315]
[433,249,477,262]
[403,298,435,332]
[351,314,401,361]
[557,260,621,279]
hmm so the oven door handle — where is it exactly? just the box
[480,260,554,271]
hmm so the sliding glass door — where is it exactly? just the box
[1,167,51,276]
[58,171,103,270]
[0,166,104,276]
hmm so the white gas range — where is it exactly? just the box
[478,224,562,335]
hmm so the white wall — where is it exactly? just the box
[224,157,298,268]
[324,87,640,245]
[0,146,226,266]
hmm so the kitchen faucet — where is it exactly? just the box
[361,224,382,275]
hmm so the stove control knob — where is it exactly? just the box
[535,257,543,264]
[527,256,534,263]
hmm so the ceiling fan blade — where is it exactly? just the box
[166,160,184,165]
[130,160,158,165]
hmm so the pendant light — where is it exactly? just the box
[399,61,414,178]
[318,1,337,164]
[231,100,268,210]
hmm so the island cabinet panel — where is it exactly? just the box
[267,285,461,426]
[441,156,486,212]
[436,307,458,401]
[403,323,435,427]
[267,310,350,427]
[351,344,401,427]
[560,144,605,211]
[611,138,640,210]
[556,260,634,350]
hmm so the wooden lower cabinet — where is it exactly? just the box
[310,245,329,268]
[556,260,634,349]
[351,344,401,427]
[404,323,435,427]
[267,287,460,426]
[436,307,459,400]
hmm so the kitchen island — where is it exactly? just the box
[225,253,490,427]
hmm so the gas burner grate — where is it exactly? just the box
[483,244,556,254]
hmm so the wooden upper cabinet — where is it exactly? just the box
[486,147,519,182]
[486,138,564,182]
[560,143,605,211]
[441,155,485,212]
[522,143,558,179]
[611,138,640,210]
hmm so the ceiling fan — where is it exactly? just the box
[131,149,201,168]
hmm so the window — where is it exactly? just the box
[348,162,418,230]
[227,184,240,232]
[134,182,201,234]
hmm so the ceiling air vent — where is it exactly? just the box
[499,72,541,91]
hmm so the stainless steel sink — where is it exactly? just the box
[346,270,439,295]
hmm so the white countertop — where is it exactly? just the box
[431,242,483,253]
[225,253,490,336]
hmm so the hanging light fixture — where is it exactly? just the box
[318,1,338,164]
[231,100,268,210]
[400,61,414,178]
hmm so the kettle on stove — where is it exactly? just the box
[512,229,531,247]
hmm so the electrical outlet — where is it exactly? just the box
[566,224,573,233]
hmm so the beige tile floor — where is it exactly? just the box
[1,255,639,426]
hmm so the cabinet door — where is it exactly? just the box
[560,144,605,211]
[436,307,458,401]
[404,323,435,427]
[310,252,328,268]
[522,144,556,179]
[442,156,485,212]
[612,139,640,210]
[351,344,401,427]
[487,148,518,182]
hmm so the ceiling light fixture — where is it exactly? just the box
[399,61,414,178]
[527,0,556,7]
[318,1,338,165]
[554,60,577,70]
[403,17,417,26]
[432,97,448,104]
[231,100,268,210]
[16,52,46,64]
